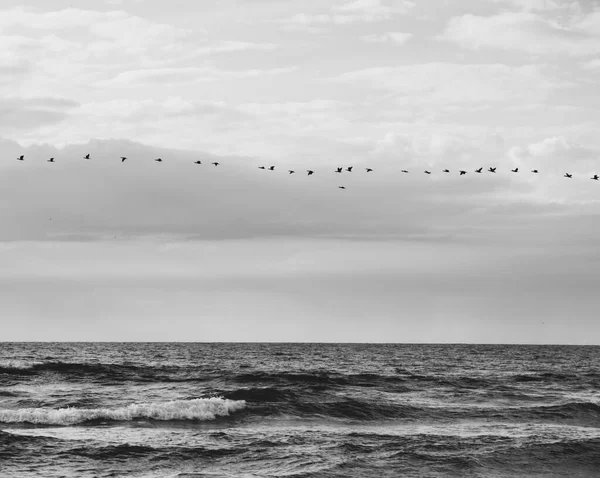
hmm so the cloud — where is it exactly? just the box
[490,0,577,12]
[280,0,414,30]
[361,32,413,44]
[334,63,562,106]
[0,97,79,131]
[582,58,600,69]
[442,11,600,56]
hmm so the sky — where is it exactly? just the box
[1,0,599,343]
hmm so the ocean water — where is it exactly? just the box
[1,343,599,477]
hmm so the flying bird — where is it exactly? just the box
[366,168,373,172]
[592,175,599,180]
[488,167,496,173]
[564,173,572,178]
[17,155,24,161]
[335,167,343,173]
[424,171,431,175]
[48,158,55,163]
[531,169,538,173]
[338,186,346,189]
[288,170,295,174]
[443,169,450,173]
[194,161,202,165]
[121,157,127,162]
[155,158,163,162]
[268,166,275,171]
[401,170,409,173]
[212,162,220,166]
[307,170,314,176]
[84,154,90,160]
[258,166,266,169]
[475,168,482,173]
[459,170,467,175]
[346,167,353,172]
[511,168,518,172]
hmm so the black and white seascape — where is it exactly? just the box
[2,0,600,476]
[2,343,600,477]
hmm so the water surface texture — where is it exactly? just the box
[1,343,599,477]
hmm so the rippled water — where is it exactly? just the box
[1,343,599,477]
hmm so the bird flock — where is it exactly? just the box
[13,154,600,188]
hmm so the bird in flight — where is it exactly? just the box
[17,155,24,161]
[84,154,90,160]
[531,169,538,173]
[366,168,373,172]
[288,170,295,174]
[424,170,431,175]
[401,170,409,173]
[564,173,572,178]
[592,175,599,181]
[335,167,343,173]
[443,169,450,173]
[194,161,202,165]
[338,186,346,189]
[121,157,127,162]
[346,167,353,172]
[511,168,518,172]
[48,158,55,163]
[155,158,162,162]
[307,170,314,176]
[475,167,482,173]
[258,166,265,169]
[488,167,496,173]
[212,162,220,166]
[268,166,275,171]
[459,170,467,175]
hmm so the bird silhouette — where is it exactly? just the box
[307,170,314,176]
[443,169,450,173]
[531,169,538,173]
[155,158,162,162]
[338,186,346,189]
[121,157,127,162]
[288,170,295,174]
[564,173,572,178]
[258,166,266,169]
[268,166,275,171]
[511,168,518,172]
[366,168,373,172]
[17,155,24,161]
[194,161,202,165]
[488,167,496,173]
[401,170,409,173]
[475,167,482,173]
[84,154,90,159]
[592,175,599,180]
[335,167,343,173]
[48,158,55,163]
[459,170,467,175]
[346,167,353,172]
[212,162,220,166]
[424,171,431,175]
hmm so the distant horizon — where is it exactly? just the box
[2,341,598,346]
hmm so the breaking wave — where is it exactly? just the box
[0,398,246,425]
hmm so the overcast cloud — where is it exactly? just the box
[1,0,599,342]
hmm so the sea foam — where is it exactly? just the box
[0,398,246,425]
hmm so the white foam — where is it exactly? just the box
[0,360,38,370]
[0,398,246,425]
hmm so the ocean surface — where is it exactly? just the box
[1,343,599,477]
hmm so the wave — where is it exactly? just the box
[0,398,246,426]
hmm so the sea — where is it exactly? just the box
[0,343,599,477]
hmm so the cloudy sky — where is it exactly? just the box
[1,0,599,343]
